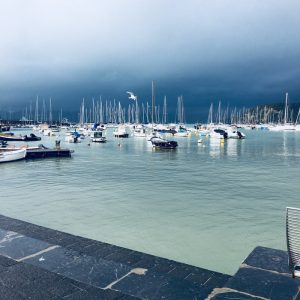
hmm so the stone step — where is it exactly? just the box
[208,246,300,300]
[0,214,231,299]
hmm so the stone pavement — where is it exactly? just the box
[0,214,230,299]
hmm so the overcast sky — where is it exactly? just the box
[0,0,299,121]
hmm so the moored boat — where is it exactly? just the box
[113,126,129,138]
[90,131,106,143]
[0,149,26,163]
[150,136,178,149]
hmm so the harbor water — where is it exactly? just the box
[1,129,300,275]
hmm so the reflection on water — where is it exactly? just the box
[2,129,300,275]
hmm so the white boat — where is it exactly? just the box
[227,128,246,139]
[0,149,26,163]
[269,93,296,131]
[209,128,228,139]
[150,136,178,149]
[133,125,146,137]
[113,126,129,138]
[174,125,190,137]
[43,129,56,136]
[65,131,82,143]
[90,131,106,143]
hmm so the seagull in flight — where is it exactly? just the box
[126,91,137,101]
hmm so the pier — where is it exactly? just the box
[0,214,298,299]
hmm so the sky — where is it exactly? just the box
[0,0,300,122]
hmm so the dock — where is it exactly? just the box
[0,214,298,299]
[25,148,73,159]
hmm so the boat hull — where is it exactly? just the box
[0,149,26,163]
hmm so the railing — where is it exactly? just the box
[286,207,300,277]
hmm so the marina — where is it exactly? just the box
[1,1,300,297]
[1,125,300,276]
[0,213,298,299]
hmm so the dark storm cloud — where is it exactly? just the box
[0,0,300,121]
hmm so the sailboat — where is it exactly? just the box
[148,81,178,149]
[269,93,295,131]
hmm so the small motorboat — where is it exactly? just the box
[150,136,178,149]
[113,126,129,138]
[23,133,42,141]
[90,131,106,143]
[0,149,26,163]
[226,128,246,139]
[65,131,82,143]
[0,133,41,142]
[0,125,10,132]
[209,129,228,139]
[0,134,24,141]
[133,125,147,137]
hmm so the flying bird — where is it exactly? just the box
[126,91,137,101]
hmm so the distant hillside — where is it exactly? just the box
[254,102,300,113]
[249,102,300,123]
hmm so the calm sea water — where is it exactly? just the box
[2,128,300,275]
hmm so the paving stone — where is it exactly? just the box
[64,286,137,300]
[206,272,231,290]
[59,254,131,289]
[81,242,116,258]
[26,246,81,272]
[112,270,210,300]
[243,246,290,274]
[211,291,264,299]
[0,214,234,299]
[186,271,230,288]
[226,266,300,300]
[0,228,52,260]
[104,248,134,264]
[0,255,19,267]
[27,246,132,288]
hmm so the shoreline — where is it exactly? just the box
[0,214,297,299]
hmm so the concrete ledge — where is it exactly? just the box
[0,214,230,299]
[209,246,300,300]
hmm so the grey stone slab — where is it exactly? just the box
[26,245,131,289]
[82,242,117,258]
[243,246,290,274]
[0,263,76,299]
[211,291,264,300]
[104,248,135,264]
[205,273,231,290]
[0,254,18,267]
[58,254,131,289]
[226,266,300,300]
[186,271,230,288]
[116,251,145,267]
[132,254,178,272]
[167,264,198,280]
[112,270,210,300]
[64,237,99,252]
[0,284,32,300]
[0,229,52,260]
[64,286,136,300]
[26,246,81,272]
[150,260,176,274]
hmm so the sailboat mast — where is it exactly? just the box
[152,80,155,127]
[284,92,288,124]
